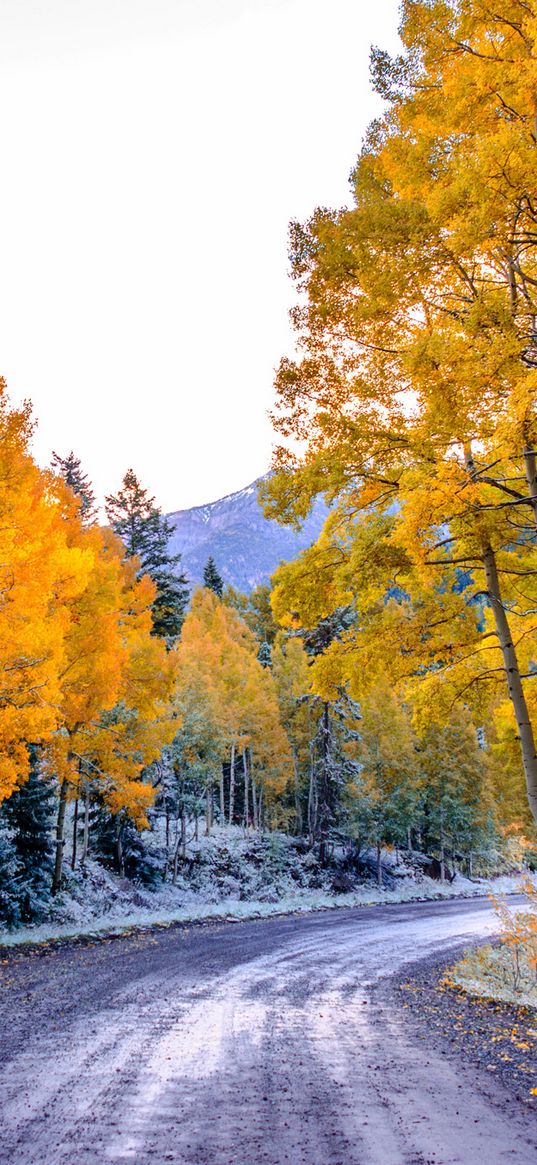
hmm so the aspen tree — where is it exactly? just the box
[263,0,537,823]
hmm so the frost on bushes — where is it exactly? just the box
[451,880,537,1008]
[2,814,536,944]
[177,832,329,902]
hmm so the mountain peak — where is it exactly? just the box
[166,476,327,593]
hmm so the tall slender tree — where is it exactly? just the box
[51,450,98,526]
[106,469,189,641]
[203,556,224,598]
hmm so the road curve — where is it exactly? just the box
[0,898,535,1165]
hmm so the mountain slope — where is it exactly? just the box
[166,478,328,593]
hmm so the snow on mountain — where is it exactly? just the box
[166,476,328,593]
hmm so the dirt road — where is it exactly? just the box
[0,898,535,1164]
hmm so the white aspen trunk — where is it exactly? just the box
[219,769,225,821]
[52,779,69,894]
[308,752,317,846]
[71,797,79,871]
[251,771,258,831]
[180,809,186,858]
[465,443,537,825]
[228,741,236,825]
[523,444,537,528]
[482,541,537,823]
[242,748,249,835]
[293,752,302,835]
[205,786,212,836]
[259,786,264,834]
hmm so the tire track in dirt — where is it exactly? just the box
[1,898,535,1164]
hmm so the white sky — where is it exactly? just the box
[0,0,401,511]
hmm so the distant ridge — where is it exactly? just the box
[166,476,328,593]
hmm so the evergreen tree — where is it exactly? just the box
[141,508,190,641]
[308,692,362,864]
[51,450,97,526]
[203,556,224,598]
[0,823,21,927]
[106,469,189,641]
[105,469,153,558]
[91,804,164,886]
[257,641,272,669]
[3,749,55,919]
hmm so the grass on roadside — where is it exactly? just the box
[447,879,537,1012]
[447,943,537,1011]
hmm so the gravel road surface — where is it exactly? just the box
[1,898,536,1165]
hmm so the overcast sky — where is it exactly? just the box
[0,0,401,512]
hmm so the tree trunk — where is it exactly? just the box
[228,741,236,825]
[251,769,258,831]
[376,840,382,888]
[318,703,330,866]
[258,786,264,834]
[81,786,90,865]
[116,820,125,877]
[523,444,537,528]
[219,769,225,821]
[242,748,249,835]
[180,808,187,858]
[71,797,79,871]
[308,750,317,846]
[482,541,537,822]
[439,804,445,883]
[293,752,303,835]
[52,779,69,894]
[205,786,213,836]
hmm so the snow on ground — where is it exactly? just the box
[0,824,533,950]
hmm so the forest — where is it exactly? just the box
[2,0,537,931]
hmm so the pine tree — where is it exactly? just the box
[257,641,272,669]
[141,508,189,640]
[51,450,97,526]
[308,692,361,864]
[0,823,22,927]
[105,469,153,557]
[3,749,55,919]
[91,804,164,886]
[203,556,224,598]
[106,469,189,641]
